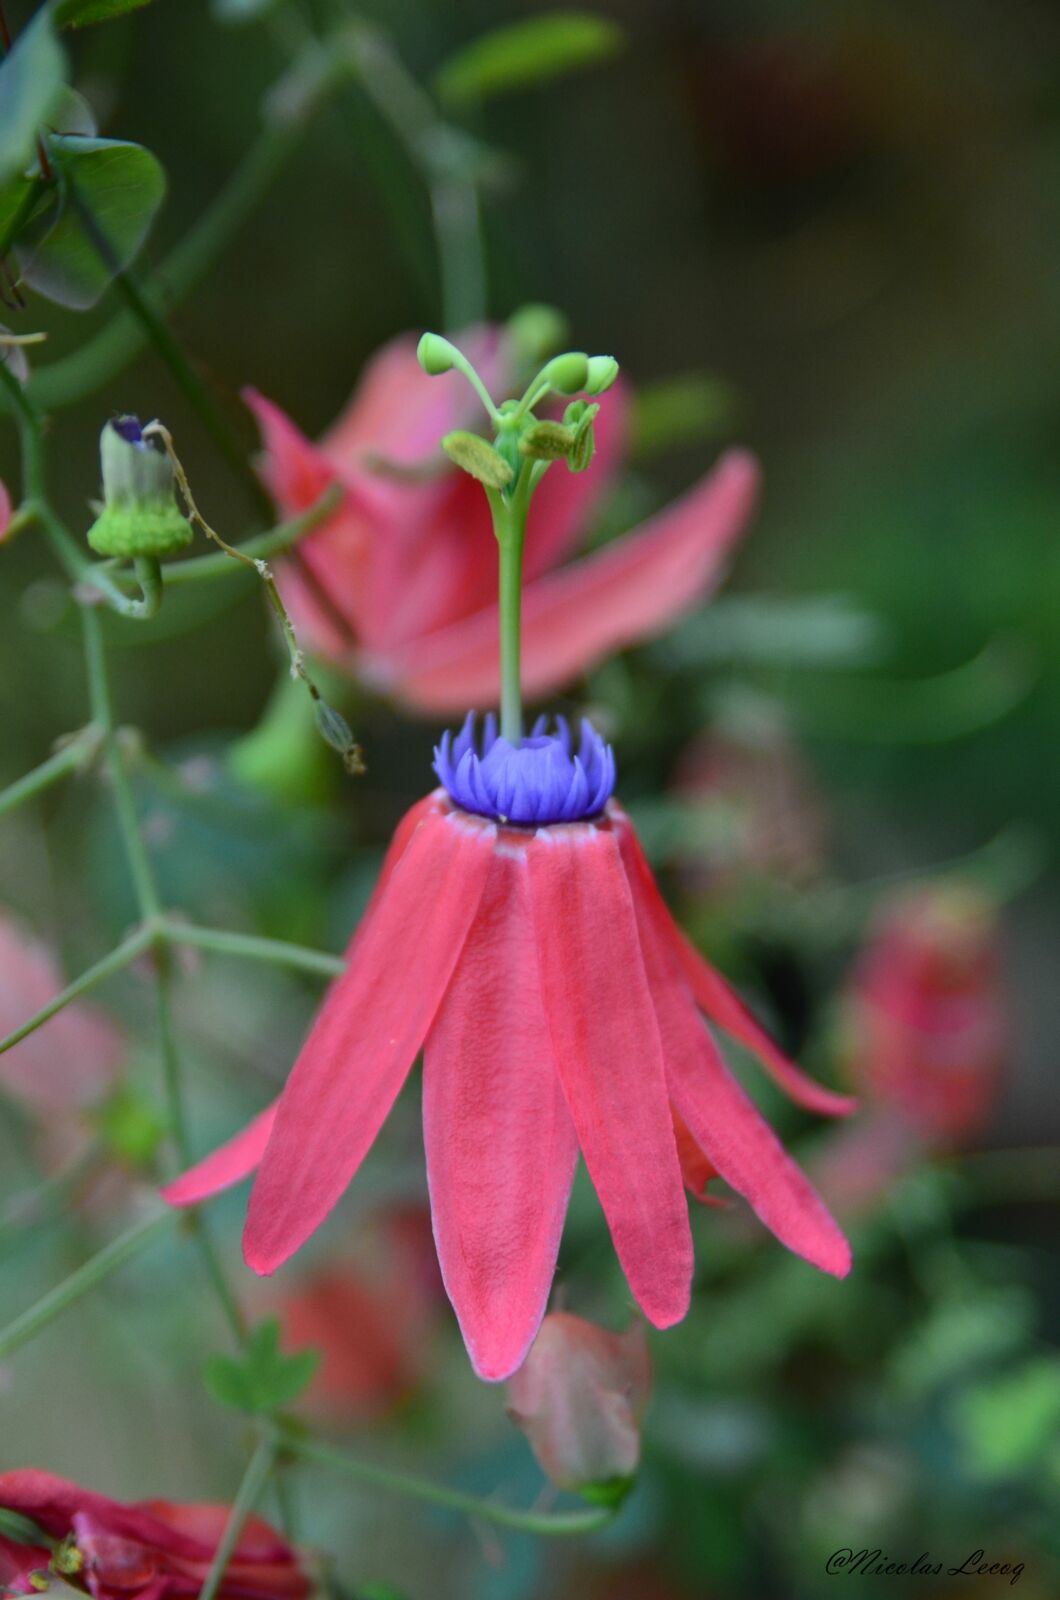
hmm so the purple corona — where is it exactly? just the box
[433,712,616,826]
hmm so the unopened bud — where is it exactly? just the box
[538,351,589,395]
[86,417,192,558]
[506,303,569,366]
[585,354,619,395]
[441,430,514,489]
[507,1313,651,1504]
[519,420,576,461]
[416,332,460,376]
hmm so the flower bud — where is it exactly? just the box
[538,351,590,395]
[416,332,460,376]
[507,1313,651,1504]
[506,303,569,366]
[85,418,192,559]
[842,883,1005,1146]
[585,354,619,394]
[441,430,514,489]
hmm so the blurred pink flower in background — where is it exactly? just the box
[507,1313,652,1499]
[247,328,760,713]
[670,719,828,897]
[0,1470,310,1600]
[843,883,1006,1147]
[0,912,123,1116]
[814,884,1006,1221]
[272,1203,443,1425]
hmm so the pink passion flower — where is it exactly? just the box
[0,1470,309,1600]
[164,717,853,1383]
[246,328,760,713]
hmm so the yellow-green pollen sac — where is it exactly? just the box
[86,417,193,559]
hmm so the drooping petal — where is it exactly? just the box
[613,805,856,1117]
[671,1108,727,1207]
[244,803,495,1275]
[616,832,851,1277]
[527,823,693,1329]
[162,1101,278,1208]
[423,838,578,1381]
[375,449,760,713]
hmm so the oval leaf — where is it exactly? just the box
[15,136,166,310]
[435,12,624,109]
[0,9,67,186]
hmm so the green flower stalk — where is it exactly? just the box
[416,330,619,741]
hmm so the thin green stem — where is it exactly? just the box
[344,22,487,330]
[161,488,342,586]
[0,1211,174,1360]
[489,479,534,744]
[0,730,102,818]
[163,920,345,979]
[198,1435,279,1600]
[0,924,154,1056]
[280,1430,617,1538]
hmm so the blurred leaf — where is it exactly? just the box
[15,136,166,309]
[53,0,158,24]
[631,373,739,459]
[950,1358,1060,1480]
[204,1318,319,1415]
[0,175,51,258]
[43,87,99,137]
[435,12,624,109]
[656,594,890,672]
[888,1288,1036,1400]
[0,8,66,186]
[95,1084,167,1166]
[211,0,281,22]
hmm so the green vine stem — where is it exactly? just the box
[277,1429,618,1539]
[198,1434,279,1600]
[0,728,103,820]
[0,1211,174,1360]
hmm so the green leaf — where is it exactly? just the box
[53,0,158,26]
[0,8,67,187]
[950,1358,1060,1480]
[435,12,624,109]
[94,1084,167,1166]
[204,1318,319,1415]
[15,136,166,310]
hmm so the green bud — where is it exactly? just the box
[585,355,619,395]
[539,351,589,395]
[441,430,514,489]
[506,303,569,366]
[416,332,460,376]
[519,420,576,461]
[86,418,192,559]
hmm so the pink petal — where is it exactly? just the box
[613,806,856,1117]
[161,1101,279,1208]
[423,838,578,1381]
[163,797,439,1211]
[617,828,851,1278]
[527,822,692,1329]
[322,327,506,469]
[375,449,761,714]
[244,802,495,1275]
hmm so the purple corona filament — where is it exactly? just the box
[434,712,617,826]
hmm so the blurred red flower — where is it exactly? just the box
[246,328,760,713]
[0,1470,310,1600]
[844,884,1006,1146]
